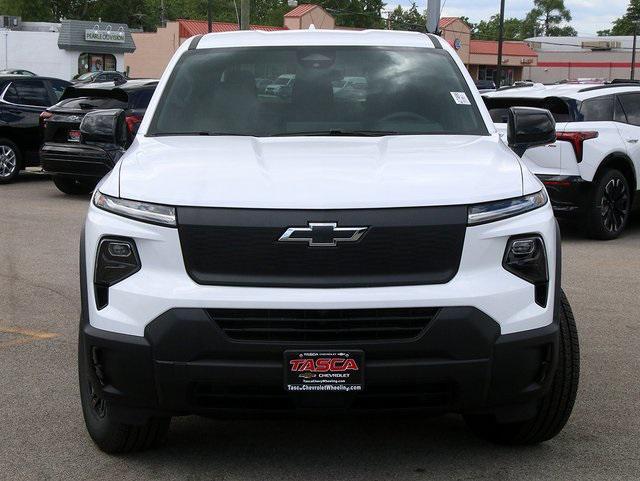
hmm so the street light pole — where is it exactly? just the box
[495,0,506,89]
[207,0,212,33]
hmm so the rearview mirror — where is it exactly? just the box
[507,107,556,157]
[80,109,127,148]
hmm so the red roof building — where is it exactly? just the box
[178,19,285,37]
[284,4,320,18]
[439,18,538,84]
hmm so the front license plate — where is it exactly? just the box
[284,350,364,393]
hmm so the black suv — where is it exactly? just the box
[40,80,158,195]
[0,75,71,184]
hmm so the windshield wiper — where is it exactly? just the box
[149,131,250,137]
[271,129,399,137]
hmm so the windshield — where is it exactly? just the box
[149,46,487,137]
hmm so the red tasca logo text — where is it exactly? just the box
[290,358,359,373]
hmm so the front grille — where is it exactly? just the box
[177,206,467,288]
[208,307,439,343]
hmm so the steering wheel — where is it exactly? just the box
[379,111,429,123]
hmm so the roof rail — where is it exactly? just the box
[610,78,640,84]
[579,83,640,93]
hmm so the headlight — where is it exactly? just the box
[93,191,176,227]
[468,190,548,225]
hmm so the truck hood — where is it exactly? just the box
[116,134,525,209]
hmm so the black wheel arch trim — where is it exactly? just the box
[596,152,637,192]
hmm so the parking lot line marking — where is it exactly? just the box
[0,324,60,349]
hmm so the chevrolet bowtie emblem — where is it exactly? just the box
[278,222,368,247]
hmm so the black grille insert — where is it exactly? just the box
[208,307,439,343]
[176,206,467,288]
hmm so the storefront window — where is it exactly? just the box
[77,53,117,75]
[478,66,514,86]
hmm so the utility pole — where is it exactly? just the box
[240,0,250,30]
[633,26,637,80]
[495,0,506,89]
[426,0,441,34]
[160,0,165,27]
[207,0,212,33]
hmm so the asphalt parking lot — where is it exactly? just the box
[1,173,639,481]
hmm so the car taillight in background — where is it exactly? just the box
[556,131,599,163]
[125,114,143,136]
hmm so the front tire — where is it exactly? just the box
[0,139,21,184]
[78,334,171,453]
[53,176,97,195]
[587,169,631,240]
[464,290,579,445]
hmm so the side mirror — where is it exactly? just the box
[507,107,556,157]
[80,109,127,148]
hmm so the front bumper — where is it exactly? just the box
[81,307,558,419]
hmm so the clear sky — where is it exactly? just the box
[387,0,630,36]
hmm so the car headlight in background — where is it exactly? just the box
[468,190,548,225]
[94,191,176,227]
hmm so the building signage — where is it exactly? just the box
[85,28,125,43]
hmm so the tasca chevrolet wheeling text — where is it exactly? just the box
[79,29,580,453]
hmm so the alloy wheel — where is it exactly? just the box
[600,177,629,234]
[0,145,17,178]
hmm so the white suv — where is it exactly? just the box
[78,30,579,453]
[484,83,640,239]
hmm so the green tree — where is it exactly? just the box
[388,2,425,32]
[321,0,385,29]
[472,14,527,40]
[525,0,576,37]
[601,0,640,35]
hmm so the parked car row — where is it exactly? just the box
[483,82,640,239]
[0,74,157,192]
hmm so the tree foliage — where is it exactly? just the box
[0,0,372,31]
[469,0,576,41]
[525,0,576,37]
[387,2,425,32]
[472,14,528,41]
[599,0,640,36]
[321,0,385,29]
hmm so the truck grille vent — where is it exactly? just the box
[208,307,439,343]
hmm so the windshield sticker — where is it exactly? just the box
[451,92,471,105]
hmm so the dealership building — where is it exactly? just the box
[523,36,640,83]
[0,16,136,80]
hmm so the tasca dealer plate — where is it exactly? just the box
[284,350,364,393]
